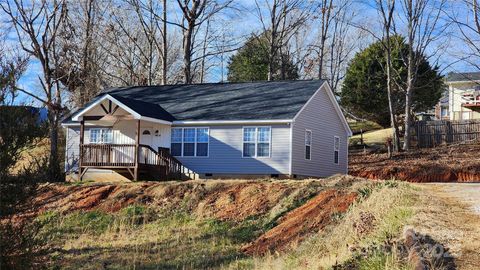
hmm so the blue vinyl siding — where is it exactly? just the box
[174,124,291,174]
[291,84,349,177]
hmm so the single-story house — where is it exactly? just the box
[61,80,352,181]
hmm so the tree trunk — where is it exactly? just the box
[162,0,167,85]
[318,0,332,80]
[183,23,193,84]
[48,109,62,182]
[267,2,277,81]
[403,85,413,150]
[384,25,401,151]
[386,60,401,152]
[268,30,276,81]
[200,19,210,83]
[403,0,414,151]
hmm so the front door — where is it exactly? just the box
[140,128,153,146]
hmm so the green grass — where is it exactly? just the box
[240,181,416,270]
[351,128,393,146]
[32,179,417,270]
[40,200,334,269]
[36,207,264,269]
[354,251,413,270]
[348,121,382,134]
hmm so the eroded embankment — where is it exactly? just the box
[9,176,369,255]
[349,144,480,183]
[15,176,364,223]
[351,169,480,183]
[242,189,358,255]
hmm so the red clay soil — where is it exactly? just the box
[13,180,336,222]
[242,189,358,255]
[349,144,480,182]
[198,182,296,221]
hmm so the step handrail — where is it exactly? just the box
[138,144,195,179]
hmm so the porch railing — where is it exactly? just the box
[139,144,196,179]
[80,143,195,180]
[80,144,136,167]
[158,147,196,179]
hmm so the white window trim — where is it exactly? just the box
[305,129,312,160]
[171,127,209,157]
[89,128,113,144]
[334,136,340,165]
[242,126,272,158]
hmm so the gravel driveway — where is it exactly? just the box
[431,183,480,215]
[414,183,480,270]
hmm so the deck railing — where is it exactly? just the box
[80,144,195,180]
[157,147,196,179]
[138,144,160,165]
[80,144,136,167]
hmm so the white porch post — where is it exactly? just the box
[134,119,140,181]
[79,120,85,181]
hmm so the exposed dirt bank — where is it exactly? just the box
[242,190,357,255]
[349,144,480,182]
[13,176,365,223]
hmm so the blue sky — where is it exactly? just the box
[5,0,478,106]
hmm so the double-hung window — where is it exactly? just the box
[243,127,271,157]
[89,128,113,144]
[334,136,340,164]
[170,127,209,157]
[305,130,312,160]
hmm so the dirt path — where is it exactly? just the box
[411,183,480,270]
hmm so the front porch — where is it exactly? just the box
[73,94,194,181]
[79,142,192,181]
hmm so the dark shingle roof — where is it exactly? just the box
[446,72,480,82]
[110,94,176,121]
[63,80,326,123]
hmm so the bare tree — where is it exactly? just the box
[349,0,403,151]
[448,0,480,71]
[316,0,334,79]
[377,0,402,152]
[125,0,169,85]
[99,0,181,86]
[324,1,360,92]
[162,0,167,84]
[253,0,312,81]
[398,0,447,150]
[55,0,107,107]
[1,0,67,180]
[174,0,233,84]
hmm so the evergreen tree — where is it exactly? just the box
[340,36,444,127]
[227,34,298,82]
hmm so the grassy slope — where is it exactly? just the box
[34,178,418,270]
[351,128,392,146]
[231,181,416,270]
[348,121,382,135]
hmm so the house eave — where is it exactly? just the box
[447,80,480,85]
[62,119,293,127]
[172,119,293,125]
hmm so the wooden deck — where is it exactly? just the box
[78,119,194,181]
[79,144,194,181]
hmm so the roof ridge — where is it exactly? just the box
[101,79,324,94]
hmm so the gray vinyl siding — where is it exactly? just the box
[174,124,291,175]
[65,127,80,172]
[291,85,349,177]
